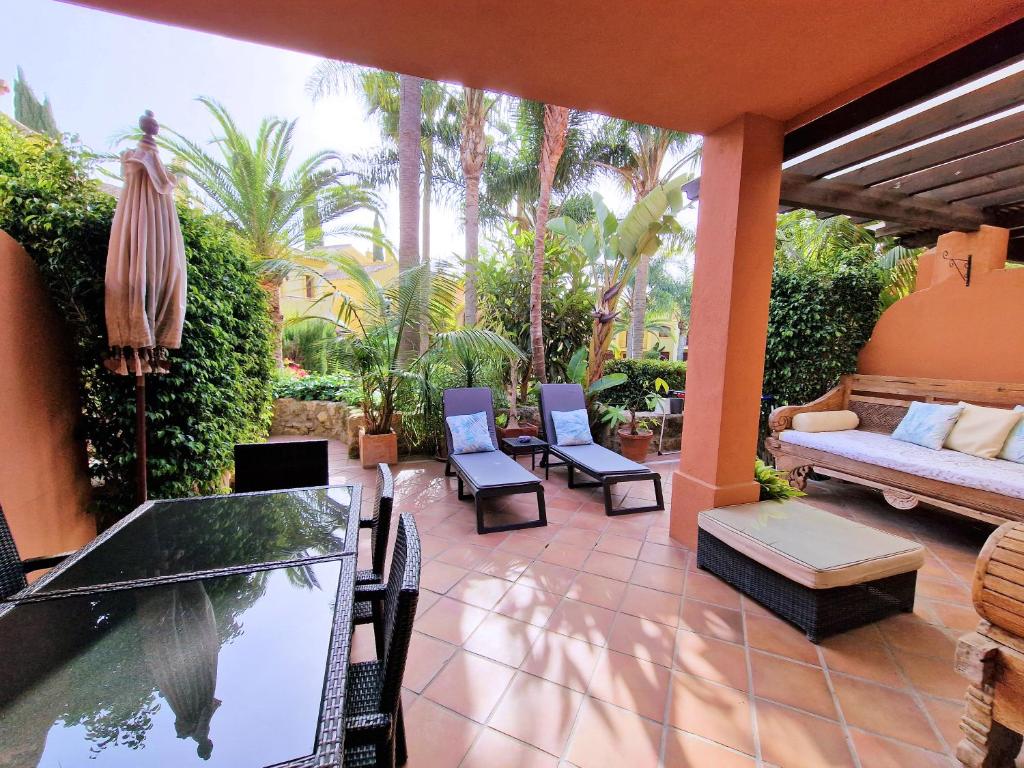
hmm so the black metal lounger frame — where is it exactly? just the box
[443,387,548,535]
[539,383,666,517]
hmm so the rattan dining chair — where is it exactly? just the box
[344,513,421,768]
[356,463,395,588]
[0,505,73,600]
[233,439,329,493]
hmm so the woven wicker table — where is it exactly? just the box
[697,499,925,642]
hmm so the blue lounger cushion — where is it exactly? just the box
[450,451,541,489]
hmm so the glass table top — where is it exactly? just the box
[33,486,357,595]
[0,559,350,768]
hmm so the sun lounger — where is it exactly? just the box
[539,383,664,516]
[443,387,547,534]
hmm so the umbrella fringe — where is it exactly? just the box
[104,346,172,376]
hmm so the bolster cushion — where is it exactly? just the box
[791,410,859,433]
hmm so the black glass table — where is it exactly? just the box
[0,485,362,768]
[21,485,360,599]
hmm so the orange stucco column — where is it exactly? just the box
[670,114,784,549]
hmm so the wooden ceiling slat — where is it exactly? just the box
[917,164,1024,202]
[836,114,1024,188]
[877,140,1024,195]
[788,70,1024,178]
[958,184,1024,208]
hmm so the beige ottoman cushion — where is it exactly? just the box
[698,500,924,589]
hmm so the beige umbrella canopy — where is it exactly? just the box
[104,111,187,502]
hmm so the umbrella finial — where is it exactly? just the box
[139,110,159,147]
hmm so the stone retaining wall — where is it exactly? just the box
[270,398,351,441]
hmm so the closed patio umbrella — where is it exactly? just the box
[104,110,186,503]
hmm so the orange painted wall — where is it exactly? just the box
[0,231,95,557]
[858,267,1024,384]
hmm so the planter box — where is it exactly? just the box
[358,429,398,469]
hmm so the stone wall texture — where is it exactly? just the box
[270,398,351,441]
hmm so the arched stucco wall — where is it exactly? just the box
[858,267,1024,384]
[0,230,94,558]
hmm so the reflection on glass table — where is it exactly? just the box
[32,486,356,595]
[0,560,349,768]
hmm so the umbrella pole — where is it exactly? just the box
[136,374,148,503]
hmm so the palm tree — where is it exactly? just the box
[155,96,378,365]
[460,87,494,326]
[592,120,699,357]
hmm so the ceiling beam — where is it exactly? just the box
[959,184,1024,209]
[779,173,990,231]
[917,164,1024,202]
[788,70,1024,177]
[783,18,1024,159]
[875,139,1024,196]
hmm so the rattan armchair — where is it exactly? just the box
[1,505,73,600]
[344,513,421,768]
[353,464,395,657]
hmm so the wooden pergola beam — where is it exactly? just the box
[779,173,990,231]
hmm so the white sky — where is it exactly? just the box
[3,1,697,262]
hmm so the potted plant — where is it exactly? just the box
[600,377,668,462]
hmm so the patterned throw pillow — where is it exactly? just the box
[551,409,593,446]
[891,401,964,450]
[998,405,1024,464]
[446,412,494,454]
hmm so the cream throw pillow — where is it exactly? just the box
[944,402,1024,459]
[791,410,859,433]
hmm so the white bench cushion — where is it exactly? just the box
[780,429,1024,500]
[698,500,924,589]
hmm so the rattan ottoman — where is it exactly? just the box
[697,500,925,642]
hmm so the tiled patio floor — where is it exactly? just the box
[308,439,997,768]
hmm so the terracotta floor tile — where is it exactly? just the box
[667,671,754,755]
[493,582,561,627]
[917,576,972,604]
[894,649,967,701]
[755,699,855,768]
[744,613,820,665]
[678,599,745,644]
[566,511,609,532]
[403,697,481,768]
[750,650,837,719]
[566,571,628,611]
[416,589,442,617]
[620,583,681,627]
[419,533,453,561]
[489,673,584,756]
[675,630,749,691]
[877,614,958,660]
[416,596,489,645]
[463,612,543,667]
[565,697,662,768]
[403,631,457,692]
[422,650,515,722]
[685,570,742,609]
[421,560,470,593]
[582,550,637,582]
[498,533,548,558]
[588,648,671,721]
[596,533,643,559]
[552,527,601,549]
[639,540,688,570]
[848,728,955,768]
[538,541,591,570]
[831,673,944,751]
[630,560,686,594]
[446,572,514,610]
[645,527,685,548]
[520,630,602,692]
[473,549,532,580]
[664,728,755,768]
[516,561,578,594]
[921,696,965,753]
[547,598,617,646]
[928,601,980,632]
[435,543,490,571]
[460,728,558,768]
[607,612,677,667]
[517,522,562,543]
[820,632,905,688]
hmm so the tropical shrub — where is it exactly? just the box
[272,373,362,405]
[283,317,336,374]
[604,359,686,404]
[755,459,805,501]
[0,119,274,523]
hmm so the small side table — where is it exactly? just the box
[501,436,549,471]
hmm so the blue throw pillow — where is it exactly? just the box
[998,405,1024,463]
[446,412,495,454]
[551,409,593,446]
[891,401,964,450]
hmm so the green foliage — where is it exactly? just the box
[604,359,686,402]
[13,66,59,138]
[755,459,805,501]
[0,120,274,522]
[283,317,335,374]
[272,373,362,404]
[566,348,627,396]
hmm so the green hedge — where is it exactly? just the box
[603,359,686,408]
[0,120,274,523]
[273,373,362,405]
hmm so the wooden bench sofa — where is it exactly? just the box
[765,375,1024,526]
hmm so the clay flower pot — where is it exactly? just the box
[617,429,654,462]
[359,429,398,469]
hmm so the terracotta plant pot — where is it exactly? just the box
[617,429,654,462]
[497,424,539,441]
[358,429,398,469]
